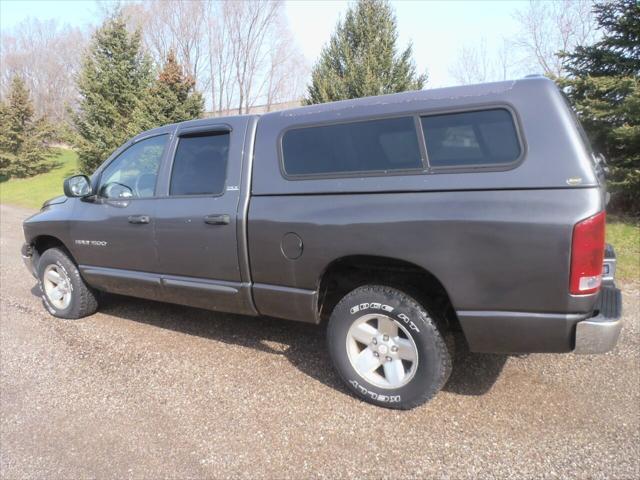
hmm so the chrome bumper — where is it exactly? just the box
[574,284,623,354]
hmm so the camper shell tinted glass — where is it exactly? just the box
[281,116,424,177]
[420,109,521,168]
[280,108,522,178]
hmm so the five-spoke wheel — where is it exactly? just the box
[37,248,98,319]
[328,285,452,409]
[346,313,418,389]
[42,264,72,310]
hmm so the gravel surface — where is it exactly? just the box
[1,204,638,479]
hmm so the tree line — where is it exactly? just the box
[1,15,203,177]
[0,0,637,214]
[0,0,309,175]
[1,0,307,120]
[0,0,422,176]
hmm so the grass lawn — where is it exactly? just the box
[0,148,79,209]
[607,216,639,284]
[1,149,637,283]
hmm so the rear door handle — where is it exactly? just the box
[128,215,150,224]
[204,214,230,225]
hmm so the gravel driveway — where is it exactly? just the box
[1,204,638,479]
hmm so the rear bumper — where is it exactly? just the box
[574,242,623,354]
[458,243,623,354]
[574,285,622,354]
[458,284,623,355]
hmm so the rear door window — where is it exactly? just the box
[282,116,424,176]
[169,132,230,196]
[420,109,521,168]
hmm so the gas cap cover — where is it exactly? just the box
[281,232,303,260]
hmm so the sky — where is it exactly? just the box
[0,0,537,88]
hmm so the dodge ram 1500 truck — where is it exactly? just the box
[21,77,623,409]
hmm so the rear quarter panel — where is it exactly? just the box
[248,187,602,317]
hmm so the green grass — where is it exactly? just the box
[607,216,640,283]
[0,149,79,209]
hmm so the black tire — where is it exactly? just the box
[37,248,99,319]
[327,285,451,409]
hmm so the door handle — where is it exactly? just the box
[128,215,150,224]
[204,214,230,225]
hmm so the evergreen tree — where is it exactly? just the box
[136,50,204,130]
[560,0,639,215]
[305,0,426,104]
[0,76,54,178]
[563,0,639,78]
[74,14,153,173]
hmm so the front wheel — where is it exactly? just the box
[37,248,99,319]
[327,285,451,409]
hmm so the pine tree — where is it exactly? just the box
[136,50,204,130]
[0,76,54,178]
[305,0,426,105]
[563,0,639,78]
[74,14,154,173]
[560,0,639,215]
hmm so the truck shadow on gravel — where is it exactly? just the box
[445,335,509,396]
[38,286,508,398]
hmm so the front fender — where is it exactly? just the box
[22,198,75,248]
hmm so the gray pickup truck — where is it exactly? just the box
[22,77,622,409]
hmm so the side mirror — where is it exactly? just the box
[101,182,134,199]
[63,175,92,198]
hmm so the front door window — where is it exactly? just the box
[98,134,168,199]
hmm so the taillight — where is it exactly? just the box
[570,211,606,295]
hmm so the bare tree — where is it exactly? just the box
[124,0,209,91]
[223,0,281,114]
[513,0,598,78]
[207,1,236,114]
[0,18,87,122]
[221,0,307,114]
[451,1,597,86]
[449,38,517,85]
[450,39,492,85]
[263,19,308,111]
[123,0,306,114]
[495,39,518,82]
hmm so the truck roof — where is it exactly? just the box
[262,78,523,119]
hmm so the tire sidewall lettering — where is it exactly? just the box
[349,302,421,334]
[349,379,402,403]
[345,300,423,402]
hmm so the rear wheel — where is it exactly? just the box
[37,248,99,319]
[327,285,451,409]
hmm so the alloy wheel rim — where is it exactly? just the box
[43,264,72,310]
[346,313,419,389]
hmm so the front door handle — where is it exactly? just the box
[204,214,230,225]
[128,215,150,224]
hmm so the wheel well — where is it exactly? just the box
[317,255,458,329]
[31,236,74,266]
